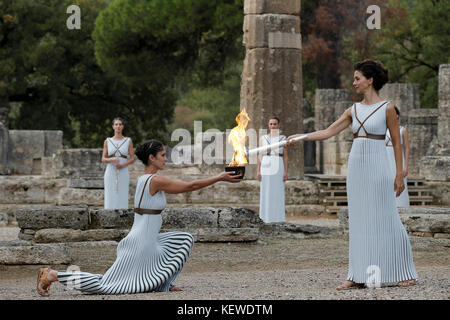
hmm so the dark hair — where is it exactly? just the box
[135,139,164,166]
[268,116,280,124]
[394,106,400,116]
[112,117,125,126]
[354,59,389,91]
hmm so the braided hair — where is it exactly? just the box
[135,139,164,165]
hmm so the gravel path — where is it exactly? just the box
[0,226,449,300]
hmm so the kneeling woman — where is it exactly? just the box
[36,139,241,296]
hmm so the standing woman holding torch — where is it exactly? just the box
[287,60,417,289]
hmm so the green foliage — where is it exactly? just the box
[373,0,449,108]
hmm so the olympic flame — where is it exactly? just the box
[228,108,250,166]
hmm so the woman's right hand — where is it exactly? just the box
[219,171,242,183]
[111,157,120,165]
[257,172,261,181]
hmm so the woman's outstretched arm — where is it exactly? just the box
[287,107,352,143]
[151,172,241,195]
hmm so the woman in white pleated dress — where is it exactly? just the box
[36,139,242,296]
[288,60,417,290]
[386,107,410,207]
[257,116,288,223]
[102,118,135,209]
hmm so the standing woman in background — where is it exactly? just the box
[257,116,288,223]
[102,117,135,209]
[386,107,410,207]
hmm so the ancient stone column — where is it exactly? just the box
[241,0,303,179]
[379,83,421,126]
[0,122,8,174]
[314,89,353,174]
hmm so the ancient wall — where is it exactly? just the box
[314,89,353,175]
[241,0,304,179]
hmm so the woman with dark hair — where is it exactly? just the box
[257,116,288,222]
[287,59,418,289]
[386,107,410,207]
[36,139,241,296]
[102,117,135,209]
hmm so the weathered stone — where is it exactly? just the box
[244,0,301,15]
[434,233,450,239]
[217,207,262,228]
[89,209,135,229]
[15,205,89,230]
[34,228,129,243]
[0,243,72,265]
[162,207,218,229]
[303,117,317,173]
[379,83,421,124]
[0,121,8,174]
[0,212,8,226]
[57,187,105,206]
[419,156,450,181]
[67,178,104,189]
[49,148,105,178]
[0,176,66,204]
[260,222,339,239]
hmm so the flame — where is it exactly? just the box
[228,108,250,166]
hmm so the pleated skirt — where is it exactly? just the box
[386,146,410,207]
[104,160,129,209]
[346,138,418,284]
[259,156,286,223]
[57,213,194,294]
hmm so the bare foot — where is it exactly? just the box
[336,280,363,290]
[169,285,182,292]
[36,268,58,297]
[398,279,416,287]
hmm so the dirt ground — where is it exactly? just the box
[0,226,449,300]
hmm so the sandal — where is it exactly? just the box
[336,280,364,291]
[37,267,52,297]
[398,280,416,287]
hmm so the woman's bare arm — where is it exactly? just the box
[288,107,352,143]
[402,128,410,177]
[150,172,241,195]
[386,103,405,197]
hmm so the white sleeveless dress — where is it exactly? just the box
[386,127,410,207]
[104,137,130,209]
[259,135,286,223]
[57,174,194,294]
[346,101,418,284]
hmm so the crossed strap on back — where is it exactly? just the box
[134,174,163,215]
[353,101,388,140]
[107,137,129,159]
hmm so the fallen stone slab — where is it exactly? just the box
[0,241,72,265]
[16,205,89,230]
[260,222,341,239]
[89,209,134,229]
[161,227,260,242]
[33,228,130,243]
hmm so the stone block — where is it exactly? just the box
[67,178,104,189]
[162,207,219,229]
[419,156,450,181]
[52,148,105,178]
[259,222,339,239]
[0,242,72,265]
[243,14,300,49]
[58,187,105,206]
[0,176,66,204]
[15,205,89,230]
[217,207,262,228]
[34,228,129,243]
[162,227,259,242]
[434,233,450,239]
[89,209,135,229]
[7,130,45,174]
[244,0,301,15]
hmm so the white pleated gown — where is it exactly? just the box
[104,137,130,209]
[57,174,194,294]
[386,127,410,207]
[346,101,418,285]
[259,135,286,223]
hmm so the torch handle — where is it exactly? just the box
[247,134,307,155]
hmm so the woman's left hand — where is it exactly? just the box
[283,171,288,181]
[394,174,405,197]
[115,163,125,170]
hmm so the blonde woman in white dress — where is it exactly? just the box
[102,117,135,209]
[385,106,410,207]
[257,116,288,223]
